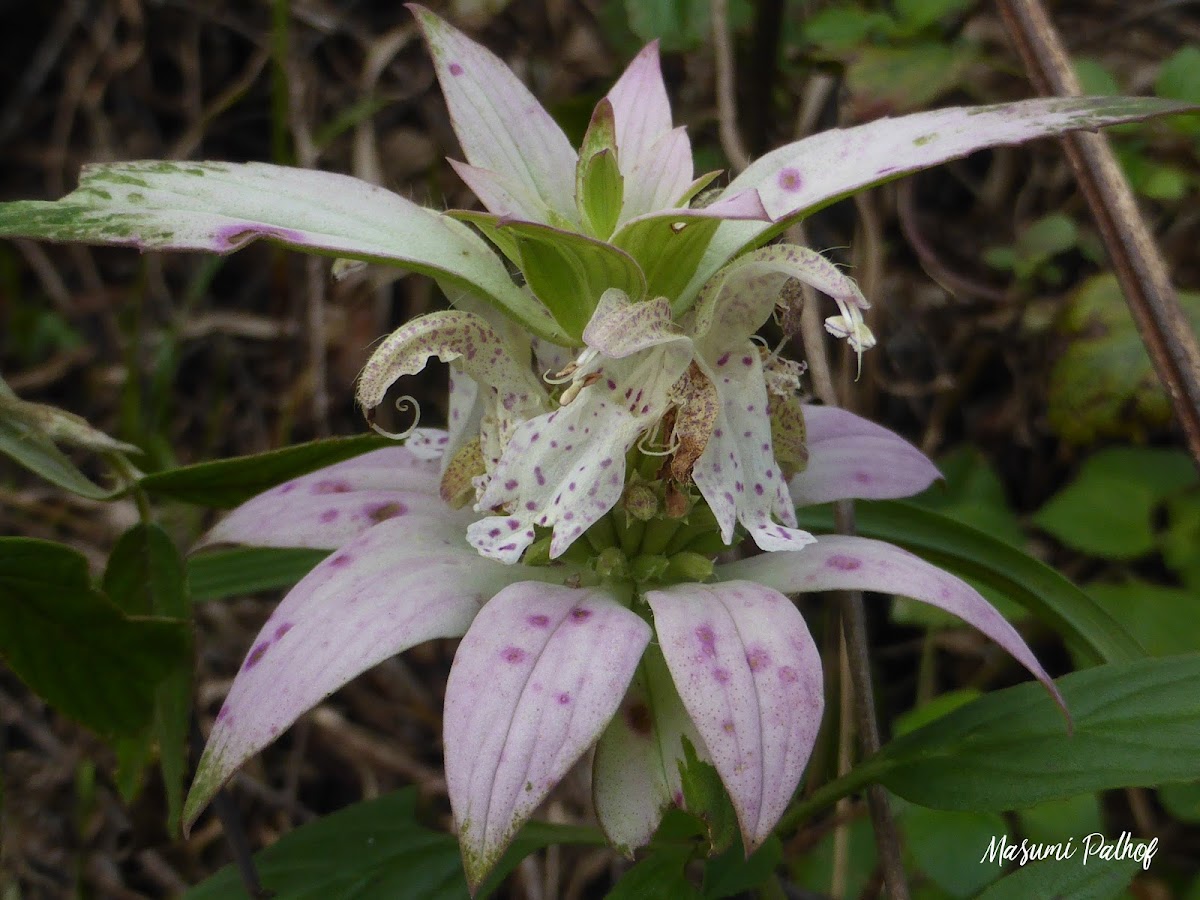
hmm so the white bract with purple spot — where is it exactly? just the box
[0,4,1186,890]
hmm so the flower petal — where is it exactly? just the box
[717,535,1065,710]
[789,406,941,506]
[198,445,462,550]
[356,310,549,471]
[692,348,814,552]
[646,581,824,851]
[606,40,692,221]
[448,159,550,222]
[0,160,568,345]
[593,645,705,855]
[445,582,650,889]
[410,5,578,225]
[184,515,537,827]
[471,293,693,562]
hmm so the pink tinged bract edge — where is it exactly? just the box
[604,42,692,220]
[646,581,824,852]
[408,4,578,225]
[789,405,942,506]
[183,515,536,828]
[717,534,1067,715]
[196,444,460,550]
[444,582,651,890]
[679,95,1196,307]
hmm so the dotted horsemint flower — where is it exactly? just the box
[0,5,1190,892]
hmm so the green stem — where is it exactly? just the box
[776,756,893,835]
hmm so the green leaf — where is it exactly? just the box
[1075,58,1121,96]
[892,688,981,736]
[454,213,646,339]
[1048,274,1200,444]
[1081,581,1200,660]
[795,500,1143,665]
[702,835,782,899]
[1159,780,1200,823]
[974,852,1142,900]
[678,737,738,854]
[0,377,123,500]
[0,537,189,737]
[185,789,603,900]
[618,216,724,309]
[903,806,1006,896]
[877,654,1200,809]
[894,0,974,30]
[1011,213,1079,280]
[185,789,466,899]
[803,6,894,50]
[104,523,193,836]
[844,44,976,114]
[139,433,388,508]
[1018,794,1103,843]
[1033,447,1197,559]
[912,445,1025,547]
[186,547,329,602]
[1157,46,1200,102]
[608,846,701,900]
[1165,492,1200,588]
[624,0,711,52]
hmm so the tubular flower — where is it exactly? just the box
[0,3,1189,892]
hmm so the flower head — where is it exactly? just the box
[0,5,1189,892]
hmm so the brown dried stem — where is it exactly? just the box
[998,0,1200,473]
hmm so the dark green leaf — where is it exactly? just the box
[1048,274,1200,444]
[1159,780,1200,823]
[186,789,604,900]
[608,846,701,900]
[878,654,1200,809]
[139,433,388,507]
[894,0,974,30]
[974,851,1142,900]
[104,523,194,836]
[185,789,467,900]
[902,806,1006,895]
[186,547,329,602]
[624,0,711,52]
[0,538,189,736]
[844,44,976,114]
[702,834,781,898]
[1032,447,1197,560]
[1082,581,1200,660]
[795,500,1143,665]
[1017,794,1103,843]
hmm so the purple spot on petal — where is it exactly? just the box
[854,471,872,484]
[827,554,862,571]
[528,614,550,628]
[570,607,592,623]
[722,719,736,733]
[778,167,802,191]
[313,479,352,494]
[716,352,731,366]
[245,641,270,669]
[330,553,353,568]
[713,667,731,684]
[502,646,527,664]
[557,692,571,705]
[696,624,717,657]
[449,62,464,76]
[746,646,770,671]
[274,623,293,640]
[366,501,406,523]
[319,509,339,523]
[779,666,799,684]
